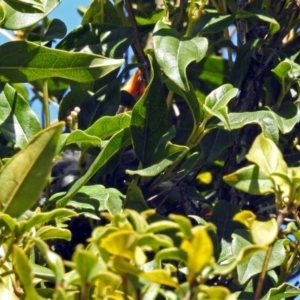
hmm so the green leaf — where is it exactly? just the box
[266,103,299,134]
[105,188,124,215]
[73,249,101,283]
[12,246,46,300]
[0,213,18,232]
[250,218,278,246]
[146,221,179,234]
[166,79,203,129]
[155,247,187,262]
[201,128,238,162]
[231,39,265,87]
[0,122,64,218]
[36,226,71,241]
[195,55,230,87]
[195,13,235,35]
[24,208,77,230]
[260,283,300,300]
[180,227,214,281]
[100,230,138,261]
[235,10,280,34]
[32,264,55,281]
[85,112,131,140]
[205,84,238,112]
[138,233,173,250]
[0,41,124,83]
[226,111,279,142]
[82,0,120,26]
[33,238,65,284]
[124,182,150,212]
[44,18,67,40]
[153,20,208,91]
[130,55,167,167]
[57,130,101,153]
[232,235,286,285]
[126,142,188,177]
[139,270,178,288]
[169,214,192,239]
[246,133,288,176]
[223,165,274,195]
[0,83,41,148]
[57,128,131,207]
[3,0,60,29]
[210,200,242,241]
[57,24,134,58]
[4,0,44,12]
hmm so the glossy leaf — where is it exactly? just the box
[260,283,300,300]
[33,238,65,284]
[166,79,203,128]
[131,55,167,167]
[181,227,214,281]
[100,230,138,261]
[73,249,102,283]
[235,10,280,34]
[126,142,188,177]
[0,83,41,148]
[153,20,208,91]
[3,0,60,29]
[196,13,235,35]
[155,247,187,262]
[0,122,64,217]
[210,201,243,241]
[223,165,274,195]
[201,128,238,162]
[232,235,285,285]
[204,84,238,112]
[226,111,279,142]
[0,41,124,83]
[139,270,178,288]
[94,271,122,296]
[124,182,150,212]
[57,24,134,58]
[36,226,71,241]
[146,221,179,234]
[85,112,131,140]
[44,18,67,40]
[24,208,77,231]
[57,128,131,207]
[57,130,101,153]
[246,133,288,176]
[12,246,46,300]
[250,218,278,246]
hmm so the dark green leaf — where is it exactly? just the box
[131,55,167,167]
[57,128,131,207]
[0,122,64,218]
[3,0,60,29]
[0,41,124,83]
[153,21,208,91]
[0,83,41,148]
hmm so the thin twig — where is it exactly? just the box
[124,0,150,84]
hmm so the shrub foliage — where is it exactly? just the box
[1,0,300,299]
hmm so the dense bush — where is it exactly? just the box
[1,0,300,299]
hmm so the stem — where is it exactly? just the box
[273,86,287,112]
[166,91,174,109]
[42,79,50,128]
[124,0,150,84]
[185,0,206,38]
[254,245,273,300]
